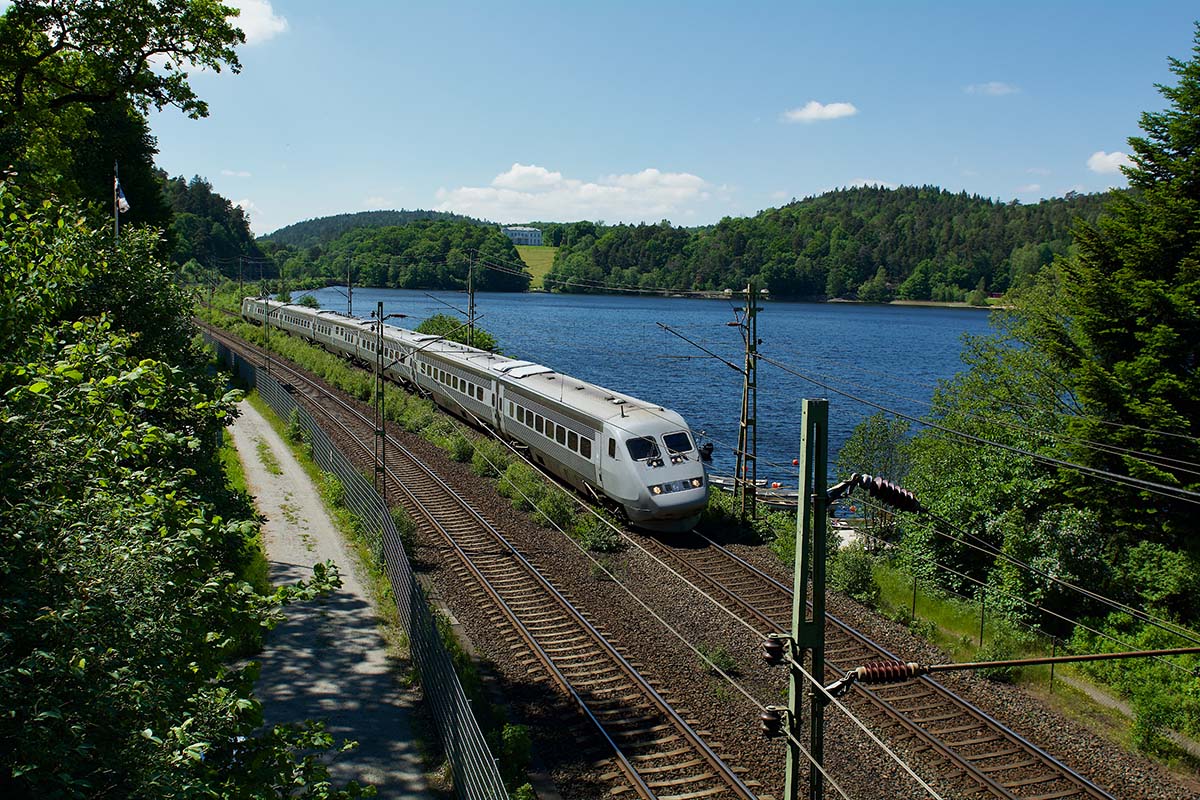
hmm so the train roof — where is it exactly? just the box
[250,298,688,429]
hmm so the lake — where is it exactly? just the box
[302,287,994,487]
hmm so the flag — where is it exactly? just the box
[115,177,130,213]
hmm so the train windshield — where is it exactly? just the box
[626,437,660,461]
[663,432,694,455]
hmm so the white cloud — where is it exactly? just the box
[1087,150,1133,174]
[965,81,1019,96]
[221,169,252,178]
[770,190,789,201]
[235,198,262,232]
[228,0,288,45]
[435,163,709,223]
[362,196,389,207]
[782,101,858,123]
[1026,166,1051,176]
[492,163,564,190]
[1016,183,1041,193]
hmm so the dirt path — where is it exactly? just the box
[229,399,431,798]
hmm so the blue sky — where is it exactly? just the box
[143,1,1198,235]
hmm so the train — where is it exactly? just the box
[241,297,709,532]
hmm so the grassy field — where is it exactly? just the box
[515,245,558,289]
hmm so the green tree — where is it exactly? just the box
[0,0,245,198]
[1029,23,1200,551]
[857,265,893,303]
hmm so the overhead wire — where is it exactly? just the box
[421,397,863,799]
[756,351,1200,507]
[418,378,941,796]
[847,502,1197,676]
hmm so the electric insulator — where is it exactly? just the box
[856,661,923,684]
[761,638,785,666]
[760,708,784,738]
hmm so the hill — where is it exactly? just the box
[262,209,492,249]
[544,185,1115,300]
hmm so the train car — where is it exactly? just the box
[241,297,707,532]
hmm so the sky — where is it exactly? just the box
[139,1,1199,235]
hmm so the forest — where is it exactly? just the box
[544,187,1113,300]
[264,208,491,249]
[0,2,365,796]
[261,219,532,292]
[834,26,1200,751]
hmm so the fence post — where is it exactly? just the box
[911,572,918,621]
[1050,637,1057,693]
[978,587,986,647]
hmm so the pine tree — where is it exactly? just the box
[1041,23,1200,548]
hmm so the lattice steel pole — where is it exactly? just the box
[786,398,829,800]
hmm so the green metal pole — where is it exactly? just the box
[786,398,828,800]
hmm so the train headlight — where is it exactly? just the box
[652,485,663,495]
[691,478,703,488]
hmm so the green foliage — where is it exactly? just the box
[830,544,880,608]
[297,294,321,308]
[0,1,243,205]
[497,724,532,787]
[696,643,740,676]
[544,186,1109,296]
[471,437,514,478]
[262,220,530,292]
[286,409,307,445]
[162,172,262,269]
[263,209,490,249]
[573,512,624,553]
[534,489,576,531]
[835,412,910,484]
[497,462,546,511]
[0,189,362,797]
[416,312,499,351]
[857,266,894,303]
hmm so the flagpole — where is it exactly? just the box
[113,160,120,246]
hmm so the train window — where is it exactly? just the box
[476,386,484,400]
[626,437,659,461]
[534,415,543,434]
[581,438,592,459]
[568,431,578,451]
[555,425,566,446]
[664,432,694,454]
[608,438,617,459]
[545,421,555,439]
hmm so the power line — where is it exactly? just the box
[757,351,1200,507]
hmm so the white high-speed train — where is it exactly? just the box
[242,297,708,532]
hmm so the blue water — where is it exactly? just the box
[304,287,994,486]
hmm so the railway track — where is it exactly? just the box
[636,530,1116,800]
[199,321,760,800]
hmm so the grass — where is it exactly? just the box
[514,245,558,289]
[219,428,271,595]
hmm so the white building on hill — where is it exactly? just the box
[502,226,543,246]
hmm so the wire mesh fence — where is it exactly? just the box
[209,335,508,800]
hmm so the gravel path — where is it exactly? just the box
[230,399,431,799]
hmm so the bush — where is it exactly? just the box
[975,634,1021,683]
[391,506,417,555]
[471,438,513,478]
[697,643,740,676]
[535,489,576,531]
[497,463,546,511]
[573,513,624,552]
[499,723,532,786]
[447,434,474,463]
[285,408,306,444]
[830,544,880,608]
